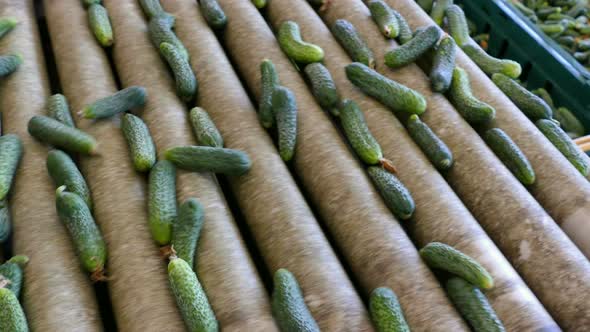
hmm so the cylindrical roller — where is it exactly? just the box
[0,1,102,331]
[103,0,276,330]
[216,0,468,330]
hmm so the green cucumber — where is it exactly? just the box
[259,59,280,128]
[367,0,399,38]
[417,0,434,12]
[448,67,496,125]
[148,16,189,61]
[0,54,22,77]
[339,100,383,165]
[139,0,175,25]
[462,43,522,78]
[536,119,590,176]
[385,25,441,68]
[278,20,324,64]
[46,94,75,128]
[304,63,340,116]
[172,198,205,270]
[82,0,101,7]
[200,0,227,30]
[392,10,413,44]
[28,116,98,155]
[446,5,470,47]
[121,113,157,172]
[531,88,554,109]
[252,0,267,9]
[367,166,415,220]
[189,107,224,148]
[369,287,410,332]
[272,268,320,332]
[272,86,298,162]
[0,288,28,332]
[483,128,535,185]
[0,17,17,40]
[88,4,113,47]
[446,277,506,332]
[165,146,252,175]
[148,160,177,246]
[160,42,198,102]
[332,19,376,68]
[492,73,552,120]
[0,199,10,243]
[554,107,585,137]
[168,257,218,331]
[0,255,28,298]
[47,150,93,210]
[406,115,453,170]
[430,35,456,93]
[80,86,147,119]
[537,23,565,34]
[420,242,494,290]
[431,0,453,26]
[0,134,23,201]
[345,62,427,115]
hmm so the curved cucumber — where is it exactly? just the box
[370,287,410,332]
[28,116,98,155]
[492,73,552,120]
[340,100,383,165]
[0,199,10,243]
[431,0,453,26]
[367,0,399,38]
[392,10,413,44]
[385,25,441,68]
[200,0,227,30]
[536,119,590,176]
[148,16,189,61]
[272,268,320,332]
[121,113,157,172]
[272,86,298,162]
[252,0,268,9]
[304,63,340,116]
[0,17,17,40]
[139,0,175,25]
[0,54,22,77]
[81,86,147,119]
[462,43,521,78]
[483,128,535,185]
[160,42,198,102]
[406,115,453,170]
[0,134,23,201]
[367,166,415,220]
[46,94,75,128]
[88,4,113,47]
[446,5,470,47]
[259,59,280,128]
[278,20,324,64]
[0,288,28,332]
[189,107,224,148]
[47,149,93,210]
[0,255,28,298]
[430,35,456,93]
[332,19,376,68]
[172,198,205,270]
[449,67,496,125]
[148,160,177,246]
[165,146,252,175]
[554,107,585,137]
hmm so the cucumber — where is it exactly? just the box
[121,113,157,172]
[56,186,107,282]
[492,73,552,120]
[47,150,93,210]
[0,17,17,40]
[303,63,340,116]
[446,278,506,332]
[82,0,101,7]
[417,0,434,12]
[537,23,565,34]
[431,0,453,26]
[46,94,75,128]
[531,88,554,109]
[278,20,324,64]
[367,166,415,220]
[139,0,175,25]
[0,199,10,243]
[339,100,383,165]
[536,119,590,176]
[148,16,189,61]
[259,59,280,128]
[172,198,205,270]
[345,62,427,115]
[189,107,224,148]
[252,0,267,9]
[367,0,399,38]
[332,19,376,68]
[392,10,413,44]
[272,268,320,332]
[272,86,298,162]
[554,107,585,138]
[0,255,28,298]
[448,67,496,125]
[81,86,147,119]
[148,160,177,246]
[430,35,456,93]
[200,0,227,30]
[0,288,28,332]
[168,257,218,332]
[446,5,470,47]
[0,54,22,77]
[462,43,522,78]
[483,128,536,185]
[385,25,441,68]
[369,287,410,332]
[28,116,98,155]
[420,242,494,290]
[165,146,252,175]
[88,4,113,47]
[0,134,23,201]
[406,115,453,170]
[160,42,198,102]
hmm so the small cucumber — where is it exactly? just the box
[189,107,224,148]
[0,288,28,332]
[28,116,98,155]
[304,63,340,116]
[46,94,75,128]
[385,25,441,68]
[406,115,453,170]
[446,277,506,332]
[252,0,267,9]
[554,107,585,137]
[82,0,101,7]
[369,287,410,332]
[536,119,590,176]
[88,4,113,47]
[392,10,413,44]
[148,16,189,61]
[417,0,434,12]
[160,42,198,102]
[462,43,522,78]
[430,35,457,93]
[367,0,399,38]
[259,59,280,128]
[121,113,157,172]
[272,86,298,162]
[139,0,175,25]
[0,255,28,298]
[148,160,177,246]
[47,150,93,210]
[172,198,205,270]
[278,20,324,64]
[339,100,383,165]
[56,186,107,282]
[272,268,320,332]
[345,62,427,115]
[165,146,252,175]
[492,73,552,120]
[420,242,494,290]
[483,128,535,185]
[431,0,453,26]
[531,88,554,109]
[332,19,376,68]
[448,67,496,125]
[168,257,218,332]
[80,86,147,119]
[0,54,22,77]
[0,134,23,201]
[367,166,415,220]
[446,5,470,47]
[0,17,17,40]
[0,199,10,243]
[200,0,227,30]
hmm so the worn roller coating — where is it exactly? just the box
[0,134,23,201]
[46,149,93,210]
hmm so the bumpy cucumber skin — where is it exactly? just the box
[139,0,175,25]
[148,160,177,246]
[172,198,205,270]
[385,25,441,68]
[446,278,506,332]
[47,94,75,127]
[304,63,340,116]
[149,16,189,61]
[367,0,399,38]
[446,5,470,47]
[0,54,22,77]
[340,100,383,165]
[430,36,456,93]
[0,134,23,201]
[88,4,113,47]
[554,107,585,137]
[392,10,413,44]
[0,199,10,243]
[431,0,453,26]
[420,242,494,290]
[370,287,410,332]
[278,21,324,64]
[484,128,535,185]
[28,116,98,155]
[200,0,227,30]
[417,0,434,12]
[532,88,554,109]
[189,107,224,148]
[332,19,376,68]
[0,257,26,298]
[168,257,218,332]
[492,73,552,120]
[165,146,252,175]
[121,113,157,172]
[367,167,415,220]
[160,42,198,102]
[47,150,93,210]
[0,17,17,40]
[252,0,267,9]
[406,115,454,170]
[346,62,427,114]
[259,59,280,128]
[462,43,522,78]
[272,86,298,162]
[449,67,496,125]
[81,86,147,119]
[272,269,320,332]
[0,288,28,332]
[82,0,102,7]
[536,119,590,176]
